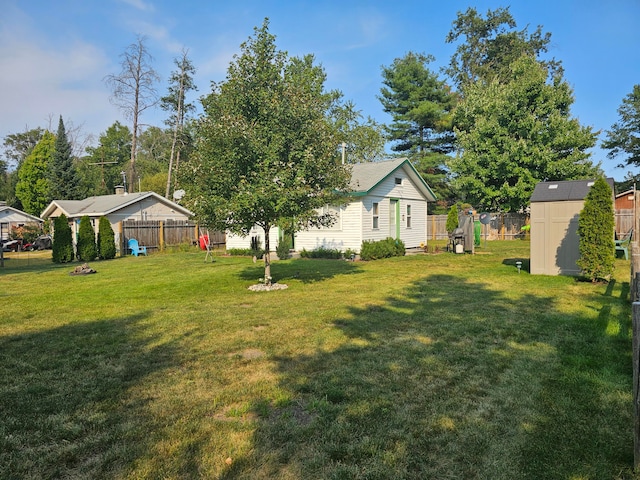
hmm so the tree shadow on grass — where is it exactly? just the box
[0,312,183,480]
[237,257,363,285]
[222,273,633,479]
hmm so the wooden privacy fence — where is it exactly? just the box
[617,209,635,236]
[427,212,528,240]
[119,220,225,253]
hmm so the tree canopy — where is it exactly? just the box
[182,20,351,283]
[449,56,599,212]
[49,116,80,200]
[15,131,55,216]
[602,84,640,168]
[379,52,457,204]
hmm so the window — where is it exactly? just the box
[322,205,342,230]
[395,177,402,185]
[372,202,379,229]
[406,204,412,228]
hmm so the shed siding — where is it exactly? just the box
[530,200,583,276]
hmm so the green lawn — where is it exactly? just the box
[0,242,636,479]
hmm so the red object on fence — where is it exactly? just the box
[199,235,209,250]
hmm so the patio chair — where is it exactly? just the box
[615,228,633,260]
[128,238,147,256]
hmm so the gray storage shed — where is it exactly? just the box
[529,178,614,276]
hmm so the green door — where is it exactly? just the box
[389,199,400,239]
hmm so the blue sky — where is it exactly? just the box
[1,0,638,181]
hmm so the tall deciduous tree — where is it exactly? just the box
[1,127,45,208]
[379,52,457,203]
[331,101,386,163]
[577,177,615,282]
[445,6,560,90]
[104,36,159,192]
[161,49,197,199]
[183,20,351,284]
[449,56,599,212]
[49,116,80,200]
[80,122,132,196]
[602,84,640,168]
[15,131,55,216]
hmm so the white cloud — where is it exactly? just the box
[0,12,121,143]
[117,0,155,13]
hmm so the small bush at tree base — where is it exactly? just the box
[97,216,116,260]
[77,216,97,262]
[360,237,405,261]
[227,248,264,258]
[52,214,74,263]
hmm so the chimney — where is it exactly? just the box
[115,185,125,195]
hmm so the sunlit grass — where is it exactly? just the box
[0,241,636,479]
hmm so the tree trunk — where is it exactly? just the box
[263,224,271,285]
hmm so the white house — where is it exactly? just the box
[0,204,44,240]
[227,157,437,253]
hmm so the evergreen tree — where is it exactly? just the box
[49,116,80,200]
[446,204,459,233]
[576,178,615,282]
[52,213,74,263]
[97,216,117,260]
[379,52,457,202]
[77,215,97,261]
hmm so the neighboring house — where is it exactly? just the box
[41,189,193,249]
[530,178,615,276]
[615,189,636,210]
[0,204,43,241]
[227,157,437,253]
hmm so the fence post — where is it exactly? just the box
[634,302,640,472]
[159,221,164,251]
[119,221,124,257]
[432,216,436,240]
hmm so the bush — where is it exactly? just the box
[446,204,459,234]
[97,216,116,260]
[276,236,292,260]
[52,214,74,263]
[360,237,405,261]
[227,248,264,258]
[76,216,97,262]
[11,223,42,243]
[577,177,615,282]
[299,247,343,259]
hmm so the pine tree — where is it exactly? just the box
[97,216,117,260]
[576,178,615,282]
[49,116,80,200]
[77,216,97,261]
[52,214,74,263]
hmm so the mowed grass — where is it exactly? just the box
[0,242,636,479]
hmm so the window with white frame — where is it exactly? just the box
[372,202,379,229]
[406,204,412,228]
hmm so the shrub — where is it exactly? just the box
[360,237,405,261]
[227,248,264,258]
[52,214,74,263]
[300,247,343,259]
[76,216,97,262]
[577,177,615,282]
[97,216,116,260]
[276,236,292,260]
[446,204,459,234]
[11,223,42,243]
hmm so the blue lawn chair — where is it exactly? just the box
[128,238,147,256]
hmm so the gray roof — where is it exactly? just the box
[41,191,193,218]
[349,157,437,201]
[530,178,615,203]
[0,206,43,222]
